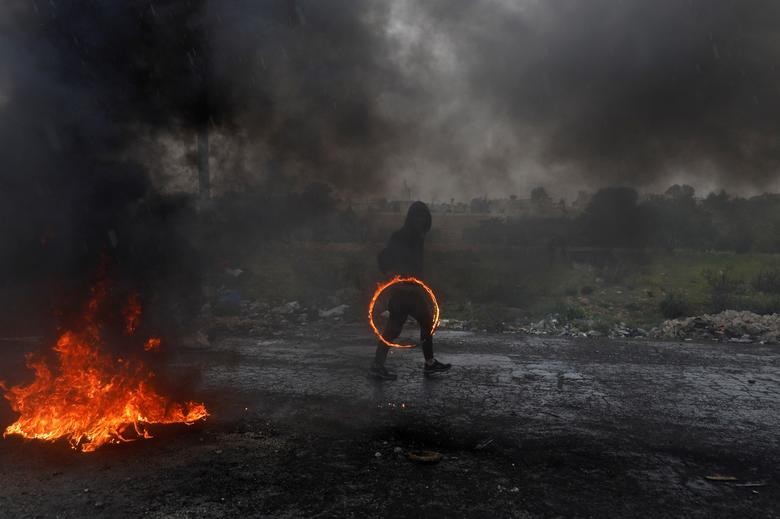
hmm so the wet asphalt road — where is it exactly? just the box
[198,325,780,456]
[1,325,779,517]
[180,324,780,516]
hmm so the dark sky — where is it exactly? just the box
[1,0,779,201]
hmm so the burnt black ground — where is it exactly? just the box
[0,325,778,518]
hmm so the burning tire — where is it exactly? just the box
[367,276,440,349]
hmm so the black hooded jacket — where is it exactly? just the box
[377,201,432,278]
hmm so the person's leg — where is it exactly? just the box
[374,315,403,365]
[373,343,391,366]
[410,293,435,362]
[376,291,408,362]
[416,309,434,362]
[410,291,450,373]
[369,293,407,380]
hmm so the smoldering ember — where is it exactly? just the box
[0,1,778,518]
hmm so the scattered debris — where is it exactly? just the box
[272,301,301,315]
[318,304,349,318]
[519,316,587,337]
[518,316,647,339]
[652,310,780,344]
[406,450,443,464]
[438,318,468,330]
[704,474,738,482]
[733,481,768,488]
[475,438,494,450]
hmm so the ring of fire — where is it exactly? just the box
[368,276,440,349]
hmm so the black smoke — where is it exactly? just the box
[392,0,780,195]
[1,0,779,298]
[0,0,403,328]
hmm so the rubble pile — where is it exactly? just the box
[206,299,354,337]
[206,283,353,337]
[651,310,780,344]
[435,314,650,338]
[519,316,588,337]
[517,316,647,339]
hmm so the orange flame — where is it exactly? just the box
[2,280,208,452]
[144,337,161,352]
[368,276,440,349]
[123,292,142,335]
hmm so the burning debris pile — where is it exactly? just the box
[650,310,780,344]
[2,277,208,453]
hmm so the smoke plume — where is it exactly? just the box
[1,0,778,285]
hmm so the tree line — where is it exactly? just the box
[470,185,780,253]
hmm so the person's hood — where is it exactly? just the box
[403,201,432,234]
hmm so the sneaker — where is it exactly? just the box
[424,359,451,374]
[368,364,397,381]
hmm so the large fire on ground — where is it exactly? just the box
[1,278,208,452]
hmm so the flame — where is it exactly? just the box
[2,280,208,452]
[123,292,142,335]
[368,276,440,349]
[144,337,161,352]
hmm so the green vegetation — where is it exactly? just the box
[659,292,691,319]
[237,245,780,331]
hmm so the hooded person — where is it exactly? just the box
[369,201,451,380]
